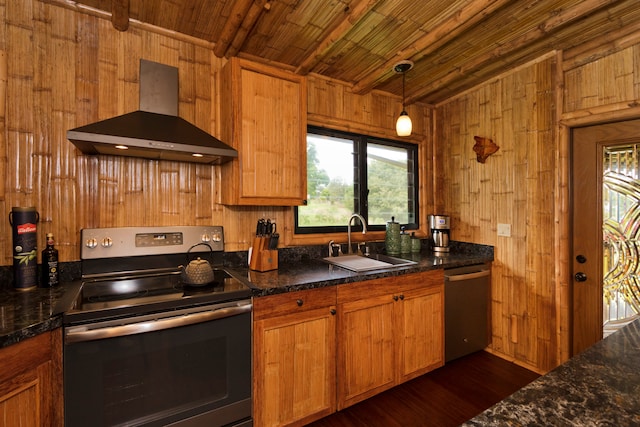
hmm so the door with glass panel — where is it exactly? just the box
[572,119,640,356]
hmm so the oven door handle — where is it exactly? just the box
[65,302,252,344]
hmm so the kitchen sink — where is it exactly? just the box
[323,254,417,272]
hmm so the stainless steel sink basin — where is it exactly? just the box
[323,254,417,272]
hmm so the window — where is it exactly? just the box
[295,126,419,234]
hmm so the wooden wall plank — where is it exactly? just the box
[0,0,423,259]
[437,29,640,372]
[2,0,638,376]
[436,56,557,371]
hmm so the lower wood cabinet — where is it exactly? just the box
[252,270,444,426]
[0,329,63,426]
[253,287,337,427]
[336,270,444,409]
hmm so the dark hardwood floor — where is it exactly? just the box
[307,351,540,427]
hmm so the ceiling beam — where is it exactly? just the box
[295,0,382,75]
[351,0,512,95]
[226,0,271,58]
[111,0,129,31]
[213,0,253,58]
[404,0,622,104]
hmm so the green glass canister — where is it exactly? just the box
[385,216,401,255]
[400,226,411,253]
[411,232,422,253]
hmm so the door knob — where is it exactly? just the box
[576,255,587,264]
[574,272,587,282]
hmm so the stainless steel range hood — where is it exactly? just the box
[67,60,237,165]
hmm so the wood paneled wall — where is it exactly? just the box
[436,57,557,372]
[12,0,639,375]
[0,0,286,262]
[0,1,427,263]
[436,30,640,372]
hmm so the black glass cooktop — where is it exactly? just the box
[65,269,252,324]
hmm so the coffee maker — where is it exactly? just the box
[428,214,450,253]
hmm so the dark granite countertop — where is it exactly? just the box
[0,241,493,349]
[463,318,640,426]
[0,280,81,349]
[232,243,493,295]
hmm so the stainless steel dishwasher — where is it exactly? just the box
[444,263,491,362]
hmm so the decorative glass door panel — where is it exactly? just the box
[602,144,640,336]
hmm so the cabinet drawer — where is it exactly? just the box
[337,269,443,302]
[253,287,337,320]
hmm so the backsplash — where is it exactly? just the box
[0,240,493,289]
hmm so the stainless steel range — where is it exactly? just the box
[63,226,253,427]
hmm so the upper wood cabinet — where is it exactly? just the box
[253,287,337,426]
[220,57,307,206]
[336,270,444,409]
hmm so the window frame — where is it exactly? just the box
[295,125,419,234]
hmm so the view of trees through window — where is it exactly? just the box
[300,134,355,227]
[297,128,417,233]
[367,143,412,225]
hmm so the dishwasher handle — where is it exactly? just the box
[445,269,490,282]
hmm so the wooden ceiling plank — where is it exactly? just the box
[295,0,383,75]
[111,0,130,31]
[562,8,640,69]
[226,0,270,58]
[351,0,512,95]
[213,0,253,58]
[406,0,621,104]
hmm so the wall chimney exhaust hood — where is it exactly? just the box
[67,60,238,165]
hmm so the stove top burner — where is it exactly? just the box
[66,226,252,324]
[67,268,252,323]
[82,269,236,300]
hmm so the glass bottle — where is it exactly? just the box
[41,233,59,287]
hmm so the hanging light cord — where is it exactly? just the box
[402,71,406,110]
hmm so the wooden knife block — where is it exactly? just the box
[249,237,278,272]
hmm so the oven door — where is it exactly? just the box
[63,300,252,427]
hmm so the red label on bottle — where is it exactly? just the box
[17,223,37,234]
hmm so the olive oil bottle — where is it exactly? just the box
[41,233,59,287]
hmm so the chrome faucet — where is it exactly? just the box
[347,213,367,255]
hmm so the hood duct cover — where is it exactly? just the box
[67,60,238,165]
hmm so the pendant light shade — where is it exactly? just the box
[396,111,412,136]
[394,60,414,137]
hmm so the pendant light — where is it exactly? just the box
[394,60,414,137]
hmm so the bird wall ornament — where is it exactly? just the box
[473,136,499,163]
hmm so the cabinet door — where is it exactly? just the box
[337,292,396,409]
[221,58,307,206]
[0,329,62,426]
[396,285,444,383]
[253,288,336,426]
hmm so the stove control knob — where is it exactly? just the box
[201,234,211,242]
[101,237,113,248]
[86,238,98,249]
[212,233,222,242]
